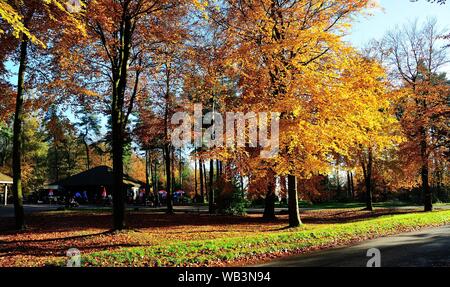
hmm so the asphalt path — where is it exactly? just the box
[256,225,450,267]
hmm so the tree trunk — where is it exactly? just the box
[203,160,207,202]
[336,170,341,199]
[361,149,373,211]
[194,157,198,199]
[164,144,173,213]
[279,176,287,200]
[263,175,276,220]
[12,35,29,230]
[171,147,175,192]
[346,171,351,199]
[66,144,73,176]
[199,159,204,203]
[145,150,151,203]
[179,149,182,188]
[350,172,355,198]
[208,159,215,214]
[215,160,220,181]
[240,175,245,197]
[111,100,126,230]
[111,15,134,230]
[421,129,432,211]
[163,52,173,214]
[149,155,153,196]
[153,159,159,207]
[54,145,59,181]
[215,160,221,194]
[83,135,90,170]
[288,175,301,227]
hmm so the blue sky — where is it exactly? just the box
[346,0,450,48]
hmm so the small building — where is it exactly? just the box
[50,165,144,203]
[0,172,13,206]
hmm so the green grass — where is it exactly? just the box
[57,210,450,267]
[297,200,450,209]
[263,200,433,209]
[435,202,450,206]
[299,200,413,209]
[37,208,112,215]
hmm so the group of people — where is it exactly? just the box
[53,186,180,207]
[63,186,112,207]
[128,187,147,205]
[74,190,89,203]
[65,190,88,207]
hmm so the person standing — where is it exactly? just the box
[101,186,107,205]
[82,190,88,204]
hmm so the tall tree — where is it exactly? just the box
[212,0,379,227]
[208,159,214,213]
[76,100,100,171]
[54,0,189,229]
[12,27,28,229]
[1,0,81,229]
[199,158,204,203]
[384,19,449,211]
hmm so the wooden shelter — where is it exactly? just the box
[0,172,13,206]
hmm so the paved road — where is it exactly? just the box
[256,225,450,267]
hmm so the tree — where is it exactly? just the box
[0,0,82,230]
[135,106,164,206]
[21,114,49,193]
[212,0,379,227]
[75,99,101,170]
[341,52,404,210]
[0,0,84,45]
[54,0,189,229]
[199,157,205,203]
[4,1,50,229]
[384,19,449,211]
[45,106,84,181]
[0,0,43,46]
[159,46,184,214]
[208,159,214,213]
[0,122,13,167]
[181,16,229,210]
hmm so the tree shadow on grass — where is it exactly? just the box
[20,213,274,230]
[0,230,112,244]
[299,208,418,224]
